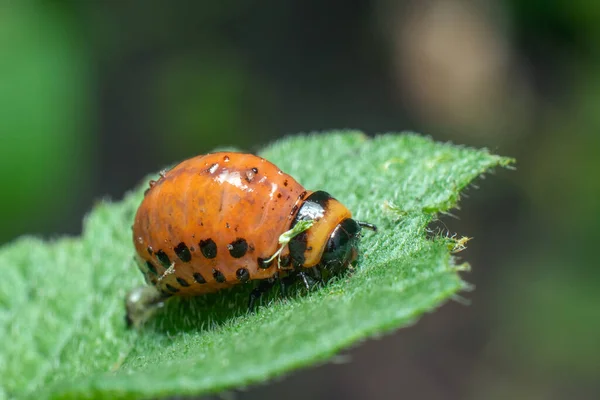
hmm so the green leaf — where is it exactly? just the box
[0,131,513,400]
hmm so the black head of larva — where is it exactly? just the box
[290,190,377,273]
[320,218,362,274]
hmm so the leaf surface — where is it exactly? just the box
[0,132,513,399]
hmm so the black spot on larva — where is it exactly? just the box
[199,239,217,259]
[147,246,153,255]
[228,238,248,258]
[146,260,158,276]
[251,167,258,174]
[277,193,282,199]
[213,269,226,283]
[166,284,179,293]
[190,246,195,252]
[156,250,171,268]
[174,242,191,262]
[258,257,273,269]
[176,277,190,287]
[236,268,250,283]
[207,163,219,174]
[284,179,289,187]
[223,155,230,162]
[298,191,307,200]
[290,204,299,216]
[193,272,206,284]
[226,222,230,229]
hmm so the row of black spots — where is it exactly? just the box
[149,237,248,273]
[210,267,250,283]
[198,268,250,286]
[165,268,236,291]
[152,239,217,267]
[200,237,250,259]
[159,266,253,293]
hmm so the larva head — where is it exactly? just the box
[289,191,376,273]
[319,217,363,274]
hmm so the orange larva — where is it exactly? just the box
[125,152,376,327]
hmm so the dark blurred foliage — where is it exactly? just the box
[1,1,598,399]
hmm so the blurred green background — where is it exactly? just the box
[1,1,598,399]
